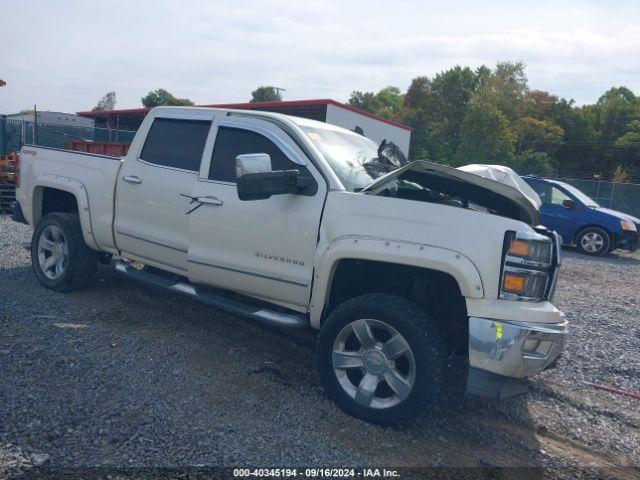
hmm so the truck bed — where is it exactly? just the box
[16,145,123,253]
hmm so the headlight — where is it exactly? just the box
[500,231,556,301]
[502,269,550,299]
[505,232,553,268]
[620,220,637,232]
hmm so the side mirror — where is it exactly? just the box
[237,169,300,201]
[235,153,272,178]
[235,152,301,201]
[562,199,577,209]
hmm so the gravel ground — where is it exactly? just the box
[1,214,639,478]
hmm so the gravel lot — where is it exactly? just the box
[1,214,639,478]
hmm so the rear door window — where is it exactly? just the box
[140,118,212,171]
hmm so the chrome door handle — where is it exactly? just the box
[196,196,223,206]
[122,175,142,184]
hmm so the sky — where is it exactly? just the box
[1,0,639,114]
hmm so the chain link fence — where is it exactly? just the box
[0,116,136,155]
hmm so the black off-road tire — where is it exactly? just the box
[31,213,99,292]
[317,293,445,424]
[575,226,611,256]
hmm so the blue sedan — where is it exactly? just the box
[522,176,640,256]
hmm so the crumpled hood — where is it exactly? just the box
[456,164,542,209]
[594,207,640,225]
[363,160,541,225]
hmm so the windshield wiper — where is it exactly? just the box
[363,158,398,173]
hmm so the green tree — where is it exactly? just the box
[514,117,564,155]
[513,150,555,176]
[595,87,638,169]
[403,108,432,160]
[348,91,376,111]
[403,67,479,162]
[455,101,515,165]
[614,119,640,168]
[348,87,404,120]
[524,90,558,119]
[473,61,528,121]
[141,89,194,108]
[426,66,479,159]
[404,76,431,110]
[474,65,492,89]
[403,77,433,160]
[93,91,116,111]
[548,99,599,175]
[595,87,638,141]
[372,87,404,119]
[430,67,479,131]
[587,87,638,173]
[250,86,282,103]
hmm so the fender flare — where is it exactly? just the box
[31,174,99,251]
[309,235,484,328]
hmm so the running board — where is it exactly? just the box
[115,261,308,329]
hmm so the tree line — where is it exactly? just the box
[349,62,640,181]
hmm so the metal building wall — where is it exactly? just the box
[325,103,411,156]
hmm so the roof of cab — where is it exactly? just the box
[148,105,357,134]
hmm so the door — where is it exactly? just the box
[114,111,215,274]
[533,182,577,242]
[187,118,327,310]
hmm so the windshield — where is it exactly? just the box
[557,181,600,207]
[301,126,396,191]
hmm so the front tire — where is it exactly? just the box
[576,227,610,256]
[317,293,444,424]
[31,213,98,292]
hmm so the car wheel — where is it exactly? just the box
[317,293,444,424]
[31,213,99,292]
[576,227,611,256]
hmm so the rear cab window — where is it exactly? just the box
[140,118,212,171]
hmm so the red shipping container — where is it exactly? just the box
[66,141,130,157]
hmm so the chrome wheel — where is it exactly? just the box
[37,225,69,280]
[332,319,416,409]
[580,231,604,253]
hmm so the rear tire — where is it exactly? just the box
[576,227,610,256]
[317,293,444,424]
[31,213,98,292]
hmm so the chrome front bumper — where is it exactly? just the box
[467,316,568,397]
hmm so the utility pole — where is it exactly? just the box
[0,79,6,153]
[33,104,38,146]
[273,87,286,99]
[0,115,6,155]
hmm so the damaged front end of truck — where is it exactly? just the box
[362,161,567,399]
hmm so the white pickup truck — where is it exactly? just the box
[12,106,567,423]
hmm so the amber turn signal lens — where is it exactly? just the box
[503,273,526,293]
[508,239,531,256]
